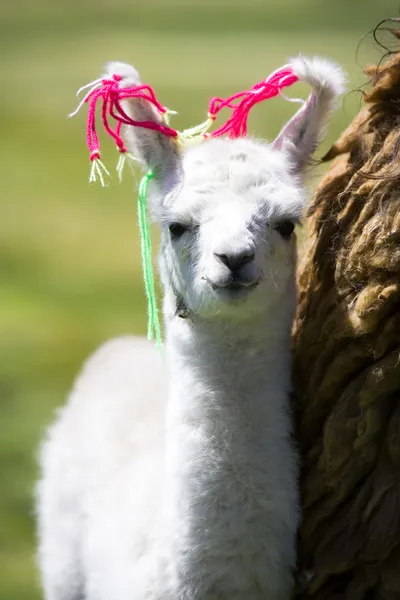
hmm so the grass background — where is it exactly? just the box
[0,0,398,597]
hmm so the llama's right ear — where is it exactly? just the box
[272,57,346,173]
[106,62,181,194]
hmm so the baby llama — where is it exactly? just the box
[36,56,345,600]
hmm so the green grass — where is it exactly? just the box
[0,0,397,597]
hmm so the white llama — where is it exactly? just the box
[36,56,345,600]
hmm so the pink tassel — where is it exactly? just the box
[71,73,179,178]
[208,66,299,139]
[70,63,300,185]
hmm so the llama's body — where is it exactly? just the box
[39,337,166,600]
[39,320,296,599]
[37,57,345,600]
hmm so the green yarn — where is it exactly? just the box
[137,170,162,347]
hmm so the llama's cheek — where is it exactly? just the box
[180,247,190,261]
[266,242,294,272]
[191,275,210,301]
[265,261,294,295]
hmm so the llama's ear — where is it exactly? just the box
[105,62,181,194]
[272,57,346,173]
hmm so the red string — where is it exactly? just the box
[86,89,104,159]
[208,67,299,139]
[83,74,178,162]
[112,98,178,138]
[80,65,299,163]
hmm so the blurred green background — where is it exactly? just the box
[0,0,397,597]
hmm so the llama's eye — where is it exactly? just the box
[169,223,188,239]
[273,220,295,238]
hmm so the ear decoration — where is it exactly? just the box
[205,65,299,139]
[70,57,344,346]
[69,71,179,186]
[69,63,302,184]
[70,57,345,182]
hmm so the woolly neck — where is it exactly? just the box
[161,305,295,596]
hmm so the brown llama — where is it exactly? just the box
[293,26,400,600]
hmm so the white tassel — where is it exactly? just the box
[89,158,110,187]
[278,91,305,105]
[68,78,104,118]
[116,151,140,183]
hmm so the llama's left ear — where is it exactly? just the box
[273,57,346,172]
[105,61,182,197]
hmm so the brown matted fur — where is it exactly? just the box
[293,29,400,600]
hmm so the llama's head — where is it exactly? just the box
[110,58,345,322]
[158,137,305,321]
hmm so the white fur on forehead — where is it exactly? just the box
[183,138,295,186]
[164,137,305,222]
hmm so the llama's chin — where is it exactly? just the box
[187,280,263,321]
[196,280,267,321]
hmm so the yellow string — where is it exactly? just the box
[178,115,215,142]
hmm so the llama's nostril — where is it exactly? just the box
[214,250,255,271]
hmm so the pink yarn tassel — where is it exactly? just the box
[207,66,299,139]
[71,63,300,181]
[75,74,178,167]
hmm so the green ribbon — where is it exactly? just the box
[137,170,162,347]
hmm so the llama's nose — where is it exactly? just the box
[214,250,255,273]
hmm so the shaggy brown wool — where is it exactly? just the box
[293,45,400,599]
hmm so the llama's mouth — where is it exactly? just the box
[206,277,260,301]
